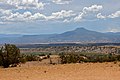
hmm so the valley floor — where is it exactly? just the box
[0,62,120,80]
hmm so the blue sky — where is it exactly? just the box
[0,0,120,34]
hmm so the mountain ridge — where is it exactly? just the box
[0,27,120,44]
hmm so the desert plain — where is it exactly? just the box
[0,61,120,80]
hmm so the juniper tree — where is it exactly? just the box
[0,44,21,68]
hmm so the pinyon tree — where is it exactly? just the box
[0,44,21,68]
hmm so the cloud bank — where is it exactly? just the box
[4,0,45,9]
[0,1,120,24]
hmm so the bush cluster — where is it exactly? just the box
[59,52,120,64]
[25,54,42,61]
[0,44,50,68]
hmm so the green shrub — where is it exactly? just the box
[0,44,24,68]
[25,54,38,61]
[59,52,120,64]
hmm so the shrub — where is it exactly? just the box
[0,44,25,68]
[25,54,38,61]
[59,53,84,64]
[39,53,45,56]
[19,54,27,63]
[59,52,120,64]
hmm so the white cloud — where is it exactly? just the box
[1,11,46,22]
[63,18,72,23]
[63,19,69,22]
[83,5,103,13]
[0,9,12,23]
[31,13,46,20]
[96,11,120,19]
[1,10,75,22]
[1,5,103,23]
[97,13,106,19]
[0,9,12,16]
[47,10,76,20]
[108,11,120,18]
[52,0,72,4]
[74,5,103,22]
[1,12,30,21]
[5,0,45,9]
[1,3,120,24]
[74,12,84,22]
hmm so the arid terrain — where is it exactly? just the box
[0,61,120,80]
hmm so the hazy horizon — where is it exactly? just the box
[0,0,120,34]
[0,27,119,35]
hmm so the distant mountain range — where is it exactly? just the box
[1,28,120,44]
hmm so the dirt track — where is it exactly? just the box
[0,62,120,80]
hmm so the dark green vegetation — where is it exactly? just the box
[0,44,24,68]
[1,43,120,68]
[22,52,51,61]
[59,52,120,64]
[0,44,51,68]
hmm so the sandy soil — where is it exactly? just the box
[0,62,120,80]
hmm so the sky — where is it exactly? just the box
[0,0,120,34]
